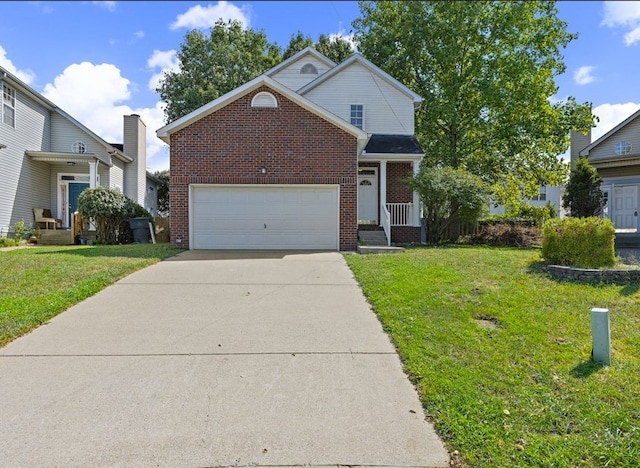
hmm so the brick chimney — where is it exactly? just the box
[123,114,147,205]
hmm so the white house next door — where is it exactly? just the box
[358,168,378,223]
[613,186,638,231]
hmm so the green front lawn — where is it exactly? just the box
[0,244,182,347]
[345,246,640,467]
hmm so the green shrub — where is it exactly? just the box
[78,186,152,244]
[0,237,19,247]
[11,219,29,242]
[506,202,556,227]
[541,217,615,268]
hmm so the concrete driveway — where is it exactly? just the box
[0,250,449,467]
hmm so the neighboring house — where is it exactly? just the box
[574,108,640,232]
[489,185,567,217]
[157,47,424,251]
[0,66,159,239]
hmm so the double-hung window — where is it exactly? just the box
[350,104,363,129]
[2,83,15,127]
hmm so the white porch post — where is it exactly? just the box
[380,160,387,212]
[412,160,421,226]
[88,160,98,188]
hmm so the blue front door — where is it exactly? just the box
[69,183,90,225]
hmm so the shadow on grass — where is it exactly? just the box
[570,359,604,379]
[620,283,640,296]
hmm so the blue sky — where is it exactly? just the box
[1,1,640,172]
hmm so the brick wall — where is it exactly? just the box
[169,86,358,250]
[387,162,413,203]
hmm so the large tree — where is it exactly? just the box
[157,20,281,123]
[283,31,356,63]
[353,1,595,203]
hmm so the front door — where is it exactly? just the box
[358,168,378,223]
[68,182,90,226]
[613,186,638,231]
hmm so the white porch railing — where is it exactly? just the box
[386,203,414,226]
[380,202,391,246]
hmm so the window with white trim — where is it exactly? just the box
[72,141,86,154]
[251,91,278,108]
[530,185,547,201]
[350,104,363,129]
[2,83,15,127]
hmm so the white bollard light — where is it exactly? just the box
[591,308,612,367]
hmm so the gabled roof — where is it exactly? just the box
[264,46,337,77]
[0,66,125,167]
[579,106,640,156]
[156,74,368,143]
[298,52,423,109]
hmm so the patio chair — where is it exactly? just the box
[33,208,62,230]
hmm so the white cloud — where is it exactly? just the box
[170,2,250,30]
[134,30,145,39]
[624,26,640,46]
[601,1,640,45]
[574,66,595,85]
[147,49,179,92]
[42,62,169,171]
[92,1,116,12]
[0,45,36,84]
[328,29,357,51]
[591,102,640,141]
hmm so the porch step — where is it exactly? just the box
[37,229,74,245]
[615,233,640,249]
[358,230,388,246]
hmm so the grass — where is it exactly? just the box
[345,246,640,467]
[0,244,183,347]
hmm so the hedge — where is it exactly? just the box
[541,217,615,268]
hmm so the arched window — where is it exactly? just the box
[300,63,318,74]
[71,141,86,154]
[251,91,278,108]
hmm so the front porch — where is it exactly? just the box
[357,134,424,246]
[35,213,91,245]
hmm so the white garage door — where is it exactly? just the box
[191,185,339,250]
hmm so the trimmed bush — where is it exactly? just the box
[541,217,615,268]
[78,186,152,244]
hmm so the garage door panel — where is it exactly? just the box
[191,186,339,250]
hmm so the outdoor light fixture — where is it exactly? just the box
[260,166,267,174]
[67,161,76,166]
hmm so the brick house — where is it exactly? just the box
[157,48,424,251]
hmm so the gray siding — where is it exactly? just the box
[110,158,125,192]
[588,116,640,162]
[123,116,146,205]
[303,61,415,135]
[271,55,333,91]
[0,82,51,234]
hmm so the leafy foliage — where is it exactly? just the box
[78,186,152,245]
[154,169,170,215]
[283,31,356,63]
[506,201,557,227]
[562,156,603,217]
[353,1,596,204]
[157,20,281,123]
[408,166,489,243]
[11,219,29,241]
[542,217,615,268]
